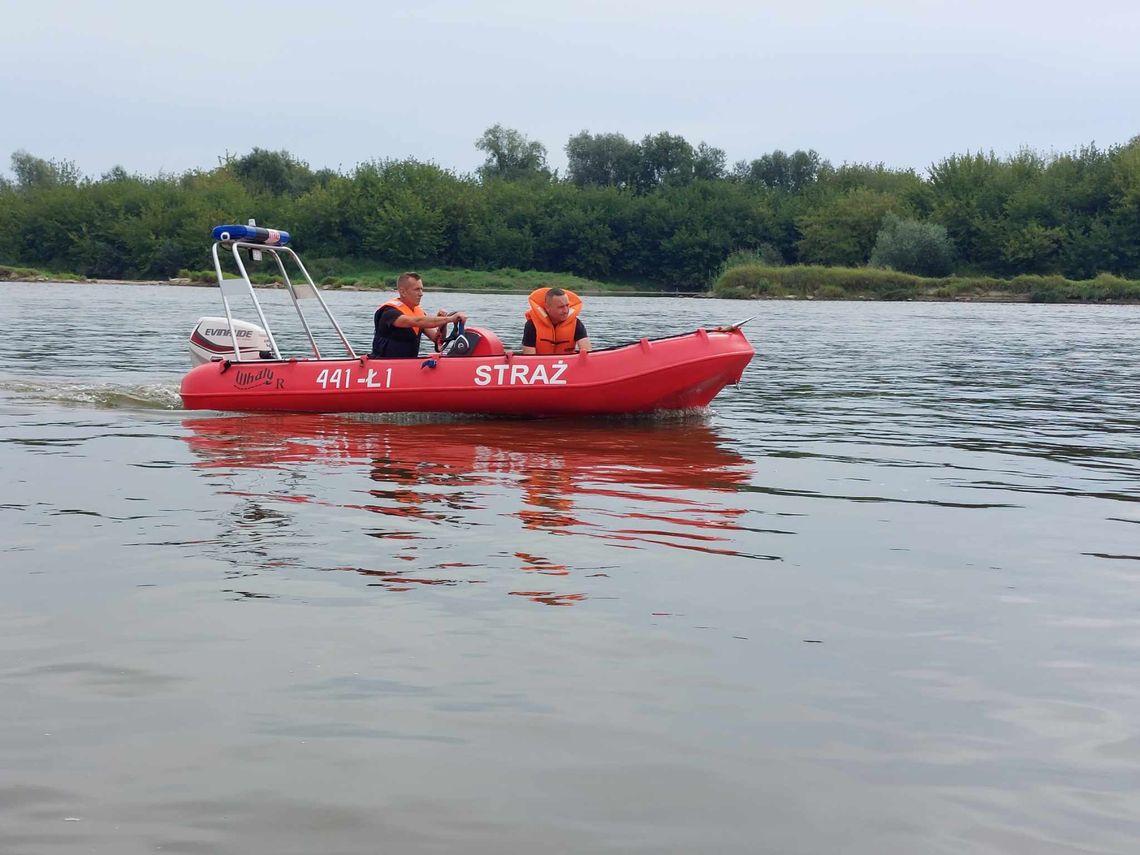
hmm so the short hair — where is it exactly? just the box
[545,287,566,302]
[397,272,422,289]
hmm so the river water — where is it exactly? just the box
[1,282,1139,854]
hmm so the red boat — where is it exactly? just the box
[180,226,755,416]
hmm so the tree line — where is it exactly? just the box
[1,124,1139,286]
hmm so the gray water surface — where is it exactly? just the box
[2,283,1139,854]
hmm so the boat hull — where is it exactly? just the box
[179,328,754,416]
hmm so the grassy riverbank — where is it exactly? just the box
[1,264,85,282]
[178,262,650,295]
[2,260,642,293]
[10,258,1140,304]
[712,263,1140,303]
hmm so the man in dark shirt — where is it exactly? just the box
[521,288,591,354]
[371,272,466,358]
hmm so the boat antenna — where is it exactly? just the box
[714,316,756,332]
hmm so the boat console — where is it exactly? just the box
[438,325,505,358]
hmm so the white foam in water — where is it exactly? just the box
[0,378,182,410]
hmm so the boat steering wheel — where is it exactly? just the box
[438,319,465,351]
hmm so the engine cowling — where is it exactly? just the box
[189,317,272,366]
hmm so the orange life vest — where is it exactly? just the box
[525,288,583,355]
[381,298,425,335]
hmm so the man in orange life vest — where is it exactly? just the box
[521,287,591,355]
[371,272,467,358]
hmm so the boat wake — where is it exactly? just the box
[0,378,183,410]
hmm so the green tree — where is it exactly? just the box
[342,160,449,263]
[796,188,900,266]
[228,148,315,197]
[818,162,932,214]
[362,193,444,263]
[734,149,824,192]
[564,131,640,188]
[451,178,538,269]
[535,198,620,278]
[869,213,955,276]
[10,150,82,189]
[5,133,1140,286]
[291,178,352,257]
[100,165,131,183]
[928,151,1014,272]
[1001,222,1063,273]
[475,125,550,181]
[693,142,727,181]
[1105,139,1140,275]
[636,132,695,191]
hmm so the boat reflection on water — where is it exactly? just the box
[182,414,758,605]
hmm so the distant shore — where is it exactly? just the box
[6,264,1140,304]
[0,265,695,297]
[710,263,1140,305]
[2,277,1117,303]
[7,278,1139,304]
[1,277,692,297]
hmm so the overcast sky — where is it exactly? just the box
[2,0,1137,181]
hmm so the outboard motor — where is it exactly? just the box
[189,316,272,366]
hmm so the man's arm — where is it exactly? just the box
[521,341,591,355]
[574,320,591,353]
[521,319,537,354]
[391,311,467,331]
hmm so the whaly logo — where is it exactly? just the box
[233,367,283,390]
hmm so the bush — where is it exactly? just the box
[1021,272,1140,302]
[1028,280,1065,303]
[710,262,1140,303]
[709,246,784,288]
[711,264,770,297]
[715,282,753,299]
[179,268,215,283]
[1083,273,1140,301]
[0,264,84,281]
[722,245,783,270]
[870,214,955,276]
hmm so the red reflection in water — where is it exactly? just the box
[508,591,587,607]
[336,565,481,591]
[183,415,754,603]
[514,551,570,576]
[183,415,749,488]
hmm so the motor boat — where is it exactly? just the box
[180,225,755,416]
